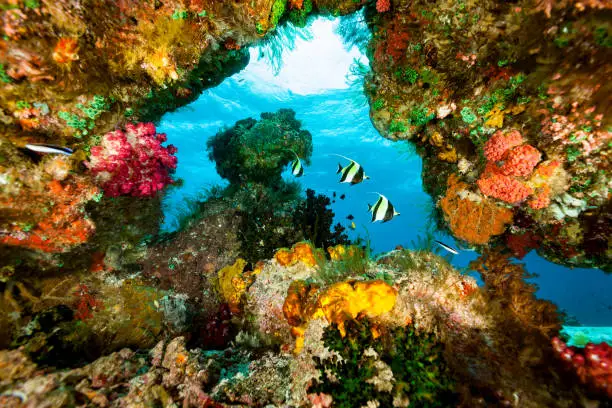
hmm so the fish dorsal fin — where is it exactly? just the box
[330,153,356,164]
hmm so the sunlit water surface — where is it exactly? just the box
[158,17,612,326]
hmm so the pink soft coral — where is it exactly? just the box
[483,129,523,161]
[87,122,177,197]
[499,144,541,177]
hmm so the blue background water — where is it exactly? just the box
[158,18,612,326]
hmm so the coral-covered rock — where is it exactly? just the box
[87,122,177,197]
[0,177,98,252]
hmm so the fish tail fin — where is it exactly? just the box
[337,163,343,174]
[367,203,372,212]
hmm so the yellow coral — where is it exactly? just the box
[284,279,397,352]
[484,104,504,128]
[274,242,319,267]
[327,244,362,261]
[217,258,247,313]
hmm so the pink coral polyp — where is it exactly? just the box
[87,122,177,197]
[477,171,533,204]
[499,144,541,177]
[376,0,391,13]
[483,129,523,162]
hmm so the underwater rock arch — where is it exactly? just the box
[1,0,609,271]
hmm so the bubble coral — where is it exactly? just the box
[551,337,612,399]
[87,122,177,197]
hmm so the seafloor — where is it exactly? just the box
[0,1,611,407]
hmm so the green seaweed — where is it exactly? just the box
[311,319,458,407]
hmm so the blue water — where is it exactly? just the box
[158,17,612,326]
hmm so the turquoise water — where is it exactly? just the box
[158,17,612,326]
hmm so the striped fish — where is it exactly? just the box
[25,143,73,155]
[333,154,370,185]
[290,155,304,177]
[434,240,459,255]
[367,193,399,223]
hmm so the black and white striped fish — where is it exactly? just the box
[434,240,459,255]
[367,193,399,223]
[333,154,370,185]
[290,153,304,177]
[25,143,73,155]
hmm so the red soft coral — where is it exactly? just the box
[87,122,177,197]
[477,168,533,204]
[552,337,612,399]
[499,144,541,177]
[483,129,523,161]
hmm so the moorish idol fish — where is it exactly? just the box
[25,143,73,155]
[350,221,356,230]
[367,193,400,223]
[333,154,370,185]
[284,149,304,177]
[434,240,459,255]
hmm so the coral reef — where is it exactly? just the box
[0,245,608,406]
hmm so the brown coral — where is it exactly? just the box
[469,249,560,336]
[439,174,513,245]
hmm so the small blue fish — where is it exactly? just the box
[25,143,73,155]
[435,240,459,255]
[367,193,399,223]
[333,154,370,185]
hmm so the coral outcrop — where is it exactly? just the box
[363,0,611,269]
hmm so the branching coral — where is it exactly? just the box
[439,174,513,245]
[87,122,177,197]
